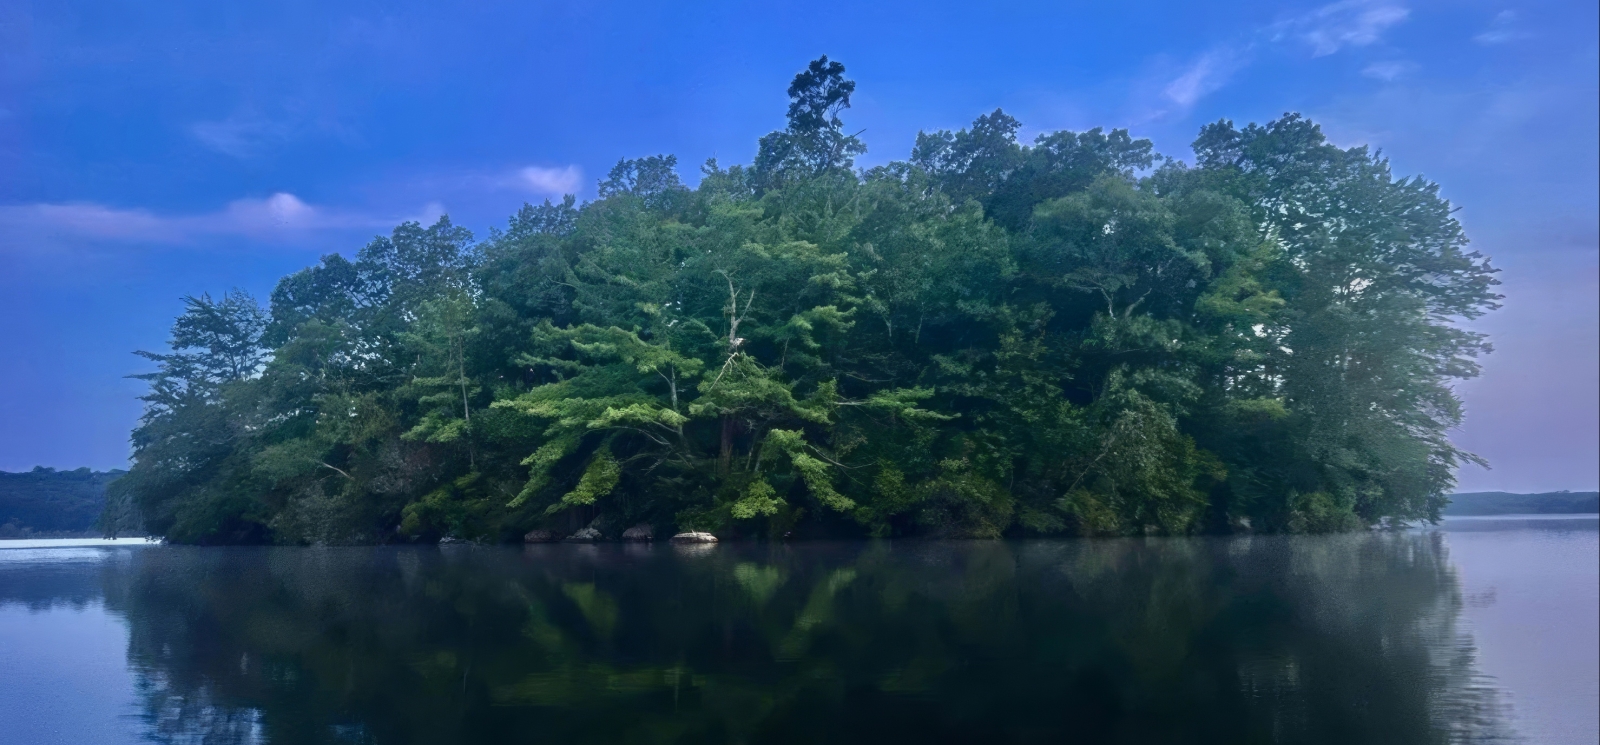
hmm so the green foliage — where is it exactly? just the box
[553,448,621,513]
[1286,491,1364,534]
[0,467,127,537]
[731,479,784,520]
[752,55,866,191]
[111,58,1500,544]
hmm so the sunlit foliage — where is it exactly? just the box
[110,58,1498,544]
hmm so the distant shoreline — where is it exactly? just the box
[1442,491,1599,517]
[5,484,1593,544]
[1441,513,1599,520]
[6,516,1598,549]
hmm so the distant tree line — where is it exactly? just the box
[105,57,1500,544]
[1441,491,1599,516]
[0,467,126,537]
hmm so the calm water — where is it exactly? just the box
[1,519,1594,745]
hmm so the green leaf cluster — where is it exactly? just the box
[111,60,1499,543]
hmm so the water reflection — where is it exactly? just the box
[0,534,1527,744]
[0,547,140,612]
[1432,516,1599,745]
[1437,515,1600,532]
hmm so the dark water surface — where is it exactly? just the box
[1,519,1595,745]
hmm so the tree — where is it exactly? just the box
[117,290,270,542]
[598,155,689,211]
[109,63,1499,544]
[751,56,868,191]
[1182,114,1500,527]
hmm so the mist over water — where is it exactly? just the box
[1442,517,1599,745]
[1,519,1594,745]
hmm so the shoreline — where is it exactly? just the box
[5,515,1596,550]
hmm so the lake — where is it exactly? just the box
[1,518,1594,745]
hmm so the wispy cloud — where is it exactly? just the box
[190,115,294,159]
[515,165,583,196]
[1276,0,1411,57]
[1155,0,1411,114]
[1164,49,1247,109]
[3,203,173,242]
[0,194,442,250]
[409,201,448,226]
[1362,60,1418,81]
[1474,11,1529,45]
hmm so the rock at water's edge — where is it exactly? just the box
[669,531,717,544]
[568,527,603,542]
[622,525,654,542]
[523,529,564,543]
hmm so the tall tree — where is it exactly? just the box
[117,290,269,542]
[751,56,867,191]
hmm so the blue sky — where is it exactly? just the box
[1,0,1595,491]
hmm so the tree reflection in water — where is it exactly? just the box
[86,534,1512,744]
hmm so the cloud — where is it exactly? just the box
[1277,0,1410,57]
[0,193,440,250]
[219,193,323,231]
[407,201,448,226]
[1362,60,1418,81]
[190,115,294,158]
[1154,1,1409,114]
[515,165,583,196]
[1474,11,1529,45]
[1164,49,1246,109]
[1,203,173,242]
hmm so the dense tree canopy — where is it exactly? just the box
[0,466,125,537]
[108,58,1499,544]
